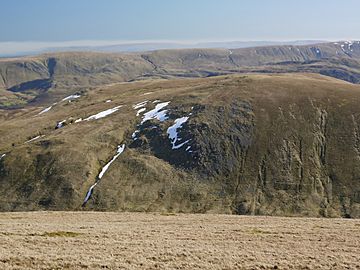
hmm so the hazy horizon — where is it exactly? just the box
[3,38,359,57]
[2,0,360,56]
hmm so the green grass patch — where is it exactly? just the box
[248,228,273,235]
[36,231,83,237]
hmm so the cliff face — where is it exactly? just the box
[0,74,360,217]
[1,41,360,108]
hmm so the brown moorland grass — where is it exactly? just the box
[1,74,360,216]
[0,211,359,269]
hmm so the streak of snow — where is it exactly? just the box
[98,144,125,179]
[132,130,140,140]
[82,144,126,206]
[0,154,5,160]
[142,92,153,96]
[136,108,146,116]
[85,106,122,121]
[25,135,44,143]
[56,120,66,129]
[173,140,190,149]
[167,116,189,149]
[75,118,83,123]
[106,100,112,103]
[38,106,53,115]
[82,182,97,206]
[62,94,81,101]
[133,101,148,109]
[141,102,170,124]
[152,100,161,103]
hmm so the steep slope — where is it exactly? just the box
[0,73,360,217]
[1,41,360,108]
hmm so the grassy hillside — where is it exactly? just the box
[0,73,360,217]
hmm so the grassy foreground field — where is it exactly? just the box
[0,212,359,269]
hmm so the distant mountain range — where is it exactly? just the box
[1,40,360,109]
[0,40,327,57]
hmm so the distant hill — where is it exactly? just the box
[0,40,326,57]
[0,41,360,109]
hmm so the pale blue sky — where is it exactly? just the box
[1,0,359,42]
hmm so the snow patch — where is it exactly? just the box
[173,139,190,150]
[132,130,140,140]
[133,101,148,110]
[62,94,81,102]
[141,102,170,124]
[75,118,83,123]
[56,120,66,129]
[167,116,189,149]
[105,99,112,103]
[136,108,146,116]
[85,106,122,121]
[0,154,5,160]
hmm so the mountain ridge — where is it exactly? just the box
[1,41,360,108]
[0,40,328,57]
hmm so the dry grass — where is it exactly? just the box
[0,211,359,269]
[2,74,360,215]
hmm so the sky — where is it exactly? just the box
[1,0,359,54]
